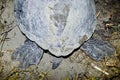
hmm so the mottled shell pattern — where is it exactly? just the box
[14,0,96,56]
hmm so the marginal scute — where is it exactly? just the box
[79,35,88,45]
[14,0,96,56]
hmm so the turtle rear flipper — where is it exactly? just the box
[80,38,115,61]
[12,39,44,68]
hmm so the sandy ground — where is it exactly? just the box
[0,0,120,80]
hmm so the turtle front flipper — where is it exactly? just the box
[12,39,44,68]
[80,38,115,61]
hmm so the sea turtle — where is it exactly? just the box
[12,0,115,69]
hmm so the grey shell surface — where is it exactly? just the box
[14,0,96,56]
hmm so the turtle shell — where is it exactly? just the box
[14,0,96,56]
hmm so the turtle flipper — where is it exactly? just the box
[12,39,44,68]
[52,57,63,69]
[80,38,115,61]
